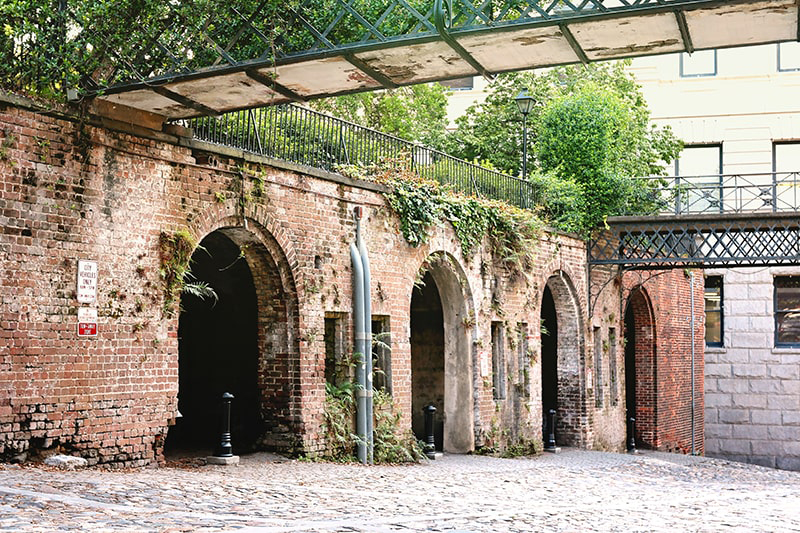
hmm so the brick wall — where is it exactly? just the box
[621,270,705,455]
[0,96,698,465]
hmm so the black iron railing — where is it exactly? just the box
[636,173,800,216]
[187,104,538,209]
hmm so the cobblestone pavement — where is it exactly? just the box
[1,449,799,532]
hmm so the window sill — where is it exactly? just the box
[772,347,800,354]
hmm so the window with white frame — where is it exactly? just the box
[439,77,474,90]
[673,144,723,213]
[773,142,800,210]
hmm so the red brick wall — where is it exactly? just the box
[622,270,705,455]
[0,97,700,465]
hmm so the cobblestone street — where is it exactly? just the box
[1,449,798,532]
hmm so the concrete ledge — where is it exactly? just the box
[206,455,240,466]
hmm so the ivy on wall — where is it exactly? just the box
[347,164,543,269]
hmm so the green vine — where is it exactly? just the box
[321,379,423,463]
[158,229,216,317]
[370,167,543,268]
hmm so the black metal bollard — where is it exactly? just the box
[423,404,437,459]
[214,392,234,458]
[545,409,558,451]
[627,416,636,453]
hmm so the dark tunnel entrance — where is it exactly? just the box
[540,285,558,445]
[165,230,262,456]
[410,271,445,451]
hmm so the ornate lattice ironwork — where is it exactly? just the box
[589,212,800,268]
[3,0,763,96]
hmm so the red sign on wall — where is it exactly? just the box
[78,322,97,336]
[77,307,98,337]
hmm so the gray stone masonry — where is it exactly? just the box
[704,268,800,470]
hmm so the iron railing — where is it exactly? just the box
[187,104,538,209]
[635,173,800,216]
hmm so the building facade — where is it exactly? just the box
[630,44,800,470]
[0,86,703,466]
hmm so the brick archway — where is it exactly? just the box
[178,212,301,454]
[624,287,657,449]
[410,252,476,453]
[542,271,587,447]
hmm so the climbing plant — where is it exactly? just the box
[345,162,543,268]
[321,379,423,463]
[158,229,216,317]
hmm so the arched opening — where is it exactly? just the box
[410,255,474,453]
[411,272,444,450]
[166,230,261,456]
[624,288,657,449]
[540,273,585,447]
[540,286,558,444]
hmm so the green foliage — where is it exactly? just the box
[535,82,677,234]
[158,229,217,317]
[373,389,425,463]
[311,84,450,149]
[445,61,682,235]
[500,437,541,458]
[372,165,542,267]
[321,381,423,464]
[322,380,357,462]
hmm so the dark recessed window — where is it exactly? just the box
[491,321,505,400]
[775,276,800,347]
[704,276,723,347]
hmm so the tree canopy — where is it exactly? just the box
[444,62,683,234]
[310,84,450,149]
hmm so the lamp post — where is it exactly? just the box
[515,89,536,181]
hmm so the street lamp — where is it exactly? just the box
[515,89,536,181]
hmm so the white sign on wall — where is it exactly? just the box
[77,307,98,337]
[76,260,98,303]
[480,351,490,377]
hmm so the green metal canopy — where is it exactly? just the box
[54,0,800,119]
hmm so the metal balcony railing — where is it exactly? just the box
[637,172,800,216]
[187,104,538,209]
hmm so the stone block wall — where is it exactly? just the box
[705,267,800,470]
